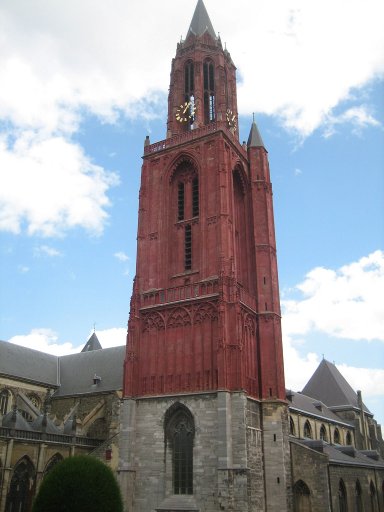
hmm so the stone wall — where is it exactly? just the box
[118,391,276,512]
[290,440,330,512]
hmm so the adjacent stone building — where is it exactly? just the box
[0,334,123,512]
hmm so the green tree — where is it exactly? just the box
[32,455,123,512]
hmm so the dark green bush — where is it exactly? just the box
[32,455,123,512]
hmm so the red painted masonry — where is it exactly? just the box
[123,27,286,401]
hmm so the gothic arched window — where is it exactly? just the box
[338,479,348,512]
[184,61,194,98]
[355,480,363,512]
[184,60,195,127]
[171,160,199,273]
[5,457,36,512]
[289,417,296,436]
[293,480,311,512]
[369,481,377,512]
[0,389,10,415]
[203,59,215,123]
[346,431,352,446]
[165,404,195,495]
[44,454,63,477]
[319,424,328,442]
[303,420,312,439]
[334,428,341,445]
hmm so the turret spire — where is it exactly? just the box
[247,118,265,149]
[187,0,216,39]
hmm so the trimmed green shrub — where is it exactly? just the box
[32,455,123,512]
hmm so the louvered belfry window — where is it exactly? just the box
[203,60,215,123]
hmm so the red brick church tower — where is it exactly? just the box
[119,2,292,510]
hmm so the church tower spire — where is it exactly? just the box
[120,2,291,511]
[187,0,216,38]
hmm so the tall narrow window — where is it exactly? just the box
[303,420,312,439]
[355,480,363,512]
[184,61,195,126]
[185,224,192,270]
[338,479,348,512]
[370,481,377,512]
[165,404,195,495]
[289,417,296,436]
[319,424,328,442]
[203,60,215,123]
[192,177,199,217]
[184,61,194,97]
[0,389,10,415]
[178,182,185,221]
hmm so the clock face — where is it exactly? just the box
[176,101,196,123]
[226,109,237,128]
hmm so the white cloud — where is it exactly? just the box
[282,251,384,424]
[0,131,119,236]
[1,0,383,237]
[8,328,80,356]
[8,326,126,356]
[17,265,29,274]
[114,251,129,262]
[282,250,384,342]
[34,245,62,257]
[0,0,383,137]
[323,105,381,138]
[95,327,126,349]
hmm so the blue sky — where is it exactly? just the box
[0,0,383,425]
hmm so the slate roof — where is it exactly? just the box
[247,120,265,149]
[0,338,124,397]
[187,0,216,39]
[295,439,384,469]
[2,408,32,430]
[55,345,125,397]
[302,359,371,413]
[287,390,352,426]
[0,339,59,386]
[81,332,102,352]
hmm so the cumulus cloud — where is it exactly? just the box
[95,327,126,349]
[282,250,384,424]
[282,250,384,342]
[8,328,80,356]
[0,0,383,137]
[1,0,383,237]
[0,132,119,236]
[8,326,126,356]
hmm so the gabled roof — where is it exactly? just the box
[302,359,371,413]
[55,346,125,397]
[81,332,102,352]
[287,389,351,426]
[247,120,265,149]
[187,0,216,39]
[0,339,59,386]
[0,338,124,397]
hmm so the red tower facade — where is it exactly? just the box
[123,1,285,404]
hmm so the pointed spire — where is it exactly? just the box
[81,332,102,352]
[187,0,216,39]
[247,115,265,149]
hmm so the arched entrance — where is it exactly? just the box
[293,479,312,512]
[5,457,36,512]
